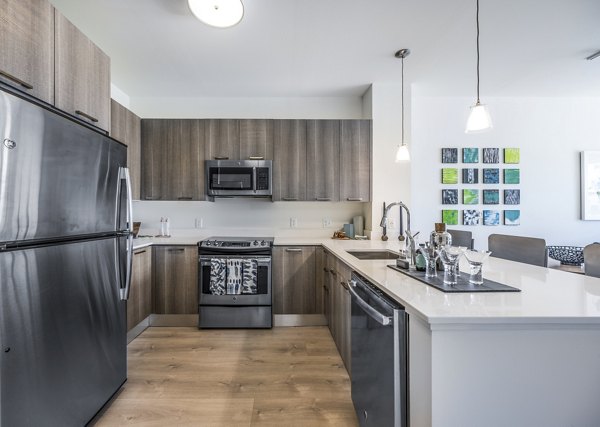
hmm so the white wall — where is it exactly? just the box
[411,95,600,248]
[130,95,368,236]
[367,83,411,240]
[110,84,131,109]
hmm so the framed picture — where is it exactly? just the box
[581,151,600,220]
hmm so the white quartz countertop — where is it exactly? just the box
[132,234,600,326]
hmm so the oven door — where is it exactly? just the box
[199,255,272,306]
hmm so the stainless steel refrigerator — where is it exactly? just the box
[0,88,133,426]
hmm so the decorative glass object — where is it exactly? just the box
[464,250,492,285]
[437,246,466,285]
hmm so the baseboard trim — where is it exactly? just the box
[149,314,199,327]
[127,317,150,343]
[274,314,327,327]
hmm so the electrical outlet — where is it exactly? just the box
[387,218,397,229]
[322,218,332,228]
[290,217,298,228]
[194,217,204,229]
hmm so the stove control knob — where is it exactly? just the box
[261,240,266,246]
[213,240,219,246]
[253,240,259,246]
[205,241,211,246]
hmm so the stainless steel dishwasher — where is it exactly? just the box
[349,272,408,427]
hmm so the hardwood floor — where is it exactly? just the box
[94,327,358,427]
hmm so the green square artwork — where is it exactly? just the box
[463,189,479,204]
[442,168,458,184]
[504,168,520,184]
[442,210,458,225]
[504,148,520,164]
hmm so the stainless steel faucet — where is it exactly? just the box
[380,202,416,265]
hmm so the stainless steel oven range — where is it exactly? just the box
[198,237,273,328]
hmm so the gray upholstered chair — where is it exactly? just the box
[584,243,600,278]
[488,234,548,267]
[448,229,474,249]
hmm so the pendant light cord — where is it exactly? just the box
[401,55,405,145]
[476,0,480,104]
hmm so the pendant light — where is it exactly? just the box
[465,0,493,133]
[188,0,244,28]
[395,48,411,162]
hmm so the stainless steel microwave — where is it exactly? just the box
[205,160,272,197]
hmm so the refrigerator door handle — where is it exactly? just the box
[119,167,134,301]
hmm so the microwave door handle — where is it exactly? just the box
[252,167,257,193]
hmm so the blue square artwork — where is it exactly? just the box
[462,168,479,184]
[442,189,458,204]
[483,210,500,226]
[463,210,480,226]
[483,168,500,184]
[483,189,499,204]
[482,148,499,163]
[463,148,479,163]
[504,189,521,205]
[504,210,521,226]
[442,148,458,163]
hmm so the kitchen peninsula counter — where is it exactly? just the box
[131,233,600,426]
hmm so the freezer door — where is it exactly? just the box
[0,90,127,244]
[0,237,127,427]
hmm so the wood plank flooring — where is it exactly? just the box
[94,327,358,427]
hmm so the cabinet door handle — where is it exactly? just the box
[329,269,337,276]
[347,197,363,202]
[214,156,229,160]
[285,248,303,253]
[75,110,99,123]
[282,197,299,201]
[316,197,331,201]
[134,250,147,255]
[248,156,264,160]
[340,280,349,290]
[178,196,193,200]
[0,70,33,90]
[168,248,185,252]
[323,267,329,272]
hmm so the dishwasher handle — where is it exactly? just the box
[348,280,393,326]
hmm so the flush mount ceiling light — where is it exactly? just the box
[465,0,493,133]
[188,0,244,28]
[395,48,411,162]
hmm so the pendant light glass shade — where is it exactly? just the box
[188,0,244,28]
[395,143,410,162]
[395,48,411,163]
[465,0,492,133]
[465,102,493,133]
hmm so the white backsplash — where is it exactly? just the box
[133,199,365,238]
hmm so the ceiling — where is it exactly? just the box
[49,0,600,98]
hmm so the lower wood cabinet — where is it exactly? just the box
[153,245,198,314]
[273,246,317,314]
[322,250,352,373]
[127,246,152,331]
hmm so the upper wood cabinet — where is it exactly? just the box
[307,120,340,202]
[127,246,152,331]
[153,246,198,315]
[205,119,240,160]
[111,100,141,200]
[239,119,273,160]
[273,120,307,201]
[141,119,205,201]
[54,10,110,131]
[272,246,317,315]
[205,119,274,160]
[0,0,54,104]
[340,120,371,202]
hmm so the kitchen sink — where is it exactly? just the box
[347,250,400,260]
